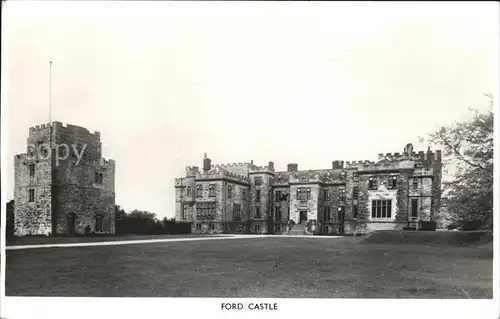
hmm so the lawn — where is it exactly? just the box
[5,236,493,298]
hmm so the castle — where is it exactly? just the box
[174,143,442,235]
[13,122,116,236]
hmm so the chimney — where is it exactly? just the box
[268,161,274,171]
[203,153,211,172]
[287,163,298,172]
[404,143,414,156]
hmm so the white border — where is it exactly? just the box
[0,0,10,306]
[1,1,499,319]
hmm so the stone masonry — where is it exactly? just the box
[174,143,442,235]
[13,122,116,236]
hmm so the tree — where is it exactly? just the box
[114,205,127,219]
[128,210,157,220]
[425,95,493,229]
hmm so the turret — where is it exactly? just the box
[332,160,344,169]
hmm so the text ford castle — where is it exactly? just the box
[174,143,442,235]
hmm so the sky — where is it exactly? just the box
[2,1,498,218]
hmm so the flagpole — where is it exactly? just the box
[49,61,52,126]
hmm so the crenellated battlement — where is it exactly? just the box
[100,158,115,167]
[210,162,252,170]
[345,160,376,168]
[195,170,250,184]
[29,123,52,134]
[14,153,28,163]
[51,121,101,140]
[349,160,415,171]
[376,149,442,163]
[249,165,275,173]
[186,166,200,177]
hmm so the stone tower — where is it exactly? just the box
[13,122,116,236]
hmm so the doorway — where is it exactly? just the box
[337,207,345,233]
[411,199,419,218]
[299,211,307,224]
[67,213,76,235]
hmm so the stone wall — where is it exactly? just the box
[52,123,115,235]
[14,149,52,235]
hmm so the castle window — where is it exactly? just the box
[95,214,103,232]
[353,173,359,183]
[297,188,311,200]
[255,225,261,233]
[227,185,232,198]
[196,202,216,219]
[323,206,331,221]
[94,172,103,184]
[29,164,35,177]
[368,177,378,190]
[275,190,282,202]
[275,206,282,221]
[339,189,346,201]
[337,206,345,221]
[389,176,398,189]
[255,207,261,218]
[233,204,241,221]
[186,187,192,197]
[28,188,35,202]
[255,190,261,202]
[209,184,216,197]
[209,223,215,231]
[352,187,359,200]
[324,190,330,200]
[59,146,67,157]
[183,204,188,219]
[353,205,358,218]
[196,185,202,198]
[413,179,419,190]
[371,200,392,219]
[195,223,202,231]
[254,177,262,186]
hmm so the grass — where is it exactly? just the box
[5,234,493,298]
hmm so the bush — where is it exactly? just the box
[463,219,482,231]
[418,221,437,231]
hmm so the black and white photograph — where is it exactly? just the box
[1,1,498,319]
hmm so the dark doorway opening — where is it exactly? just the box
[67,213,76,235]
[411,199,419,218]
[299,211,307,223]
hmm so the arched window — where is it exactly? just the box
[95,214,104,232]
